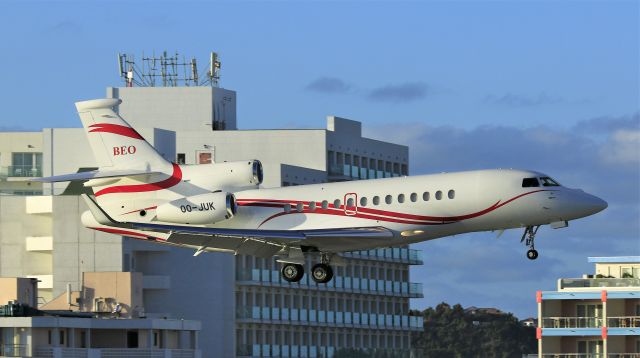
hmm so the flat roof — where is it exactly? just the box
[588,256,640,263]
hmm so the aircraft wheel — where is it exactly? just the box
[526,249,539,260]
[311,263,333,284]
[281,263,304,282]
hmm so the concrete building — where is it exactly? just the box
[0,84,424,357]
[536,256,640,357]
[0,276,201,357]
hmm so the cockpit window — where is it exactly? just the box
[540,177,561,186]
[522,178,540,187]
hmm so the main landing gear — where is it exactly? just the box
[280,254,335,284]
[521,225,540,260]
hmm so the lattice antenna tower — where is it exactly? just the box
[117,51,221,87]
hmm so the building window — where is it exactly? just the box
[410,193,417,202]
[360,197,368,206]
[435,191,443,200]
[385,195,392,204]
[448,190,455,199]
[10,152,42,177]
[398,194,405,203]
[197,151,213,164]
[373,196,380,205]
[423,192,430,201]
[401,164,408,176]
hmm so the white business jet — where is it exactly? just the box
[36,99,607,284]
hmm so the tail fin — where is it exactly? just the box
[76,99,170,171]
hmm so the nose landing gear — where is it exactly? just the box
[521,225,540,260]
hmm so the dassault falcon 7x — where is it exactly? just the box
[36,99,608,284]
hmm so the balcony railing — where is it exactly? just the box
[607,316,640,328]
[538,355,604,358]
[236,268,424,298]
[34,348,198,358]
[236,305,424,330]
[0,344,28,357]
[541,316,604,328]
[342,247,423,264]
[560,278,640,289]
[0,165,42,178]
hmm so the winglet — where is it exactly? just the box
[81,193,119,226]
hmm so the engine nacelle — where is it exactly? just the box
[155,192,237,225]
[184,160,264,192]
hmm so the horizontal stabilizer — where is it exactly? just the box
[32,169,161,183]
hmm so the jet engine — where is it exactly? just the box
[185,160,264,192]
[155,192,237,225]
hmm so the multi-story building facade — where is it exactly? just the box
[0,276,201,357]
[0,84,424,357]
[536,256,640,357]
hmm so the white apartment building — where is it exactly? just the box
[0,85,423,357]
[536,256,640,357]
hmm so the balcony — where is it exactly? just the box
[34,348,199,357]
[343,247,423,265]
[236,268,424,298]
[559,278,640,290]
[542,317,604,328]
[0,344,27,357]
[0,165,42,179]
[607,316,640,328]
[235,305,424,331]
[534,355,640,358]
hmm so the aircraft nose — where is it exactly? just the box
[579,191,608,216]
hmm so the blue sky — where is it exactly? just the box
[0,1,638,318]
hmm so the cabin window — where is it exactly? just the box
[410,193,417,202]
[333,199,342,208]
[284,204,291,212]
[423,192,430,201]
[373,196,380,205]
[296,203,304,212]
[540,177,561,187]
[346,198,355,208]
[522,178,540,187]
[321,200,328,210]
[309,202,316,211]
[398,194,405,203]
[448,190,455,199]
[435,191,443,200]
[385,195,393,204]
[360,197,368,206]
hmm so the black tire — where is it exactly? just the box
[527,249,539,260]
[281,263,304,282]
[311,263,334,284]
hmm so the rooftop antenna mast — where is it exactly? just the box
[116,51,221,87]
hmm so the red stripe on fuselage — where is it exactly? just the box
[237,190,552,227]
[94,163,182,197]
[89,123,145,140]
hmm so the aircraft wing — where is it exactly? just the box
[33,169,161,183]
[131,222,395,257]
[81,194,395,257]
